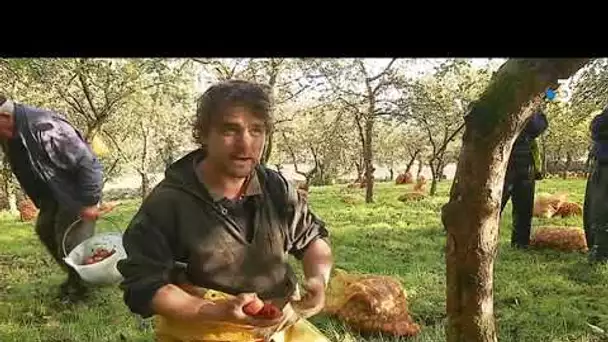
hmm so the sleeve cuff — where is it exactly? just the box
[121,278,170,318]
[290,231,330,260]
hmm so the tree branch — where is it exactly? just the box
[276,84,310,105]
[338,96,364,116]
[280,131,304,176]
[102,158,121,187]
[354,113,366,150]
[77,60,101,119]
[58,90,93,122]
[433,122,465,162]
[370,58,398,84]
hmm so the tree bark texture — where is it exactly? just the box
[441,59,590,342]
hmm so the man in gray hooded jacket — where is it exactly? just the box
[0,94,104,301]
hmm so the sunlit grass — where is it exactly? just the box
[0,178,605,341]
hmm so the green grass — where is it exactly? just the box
[1,178,607,341]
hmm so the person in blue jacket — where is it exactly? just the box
[584,107,608,263]
[0,94,104,301]
[501,108,549,248]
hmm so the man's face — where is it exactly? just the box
[203,106,267,178]
[0,112,15,140]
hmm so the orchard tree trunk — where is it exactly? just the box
[318,163,326,185]
[429,153,446,196]
[139,171,150,199]
[563,151,573,178]
[364,117,374,203]
[437,159,445,183]
[405,149,420,174]
[416,157,424,179]
[355,158,365,183]
[138,121,152,200]
[428,159,438,196]
[585,145,593,172]
[441,59,589,342]
[261,132,273,165]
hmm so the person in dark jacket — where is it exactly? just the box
[116,80,333,340]
[501,109,549,248]
[0,94,104,300]
[583,107,608,263]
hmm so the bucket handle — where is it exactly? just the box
[61,216,122,258]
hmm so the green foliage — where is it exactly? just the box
[571,58,608,118]
[275,103,352,184]
[398,59,493,155]
[0,57,594,193]
[0,58,198,184]
[395,59,494,193]
[102,60,197,172]
[544,100,592,170]
[0,57,500,186]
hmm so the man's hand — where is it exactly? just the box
[80,202,118,221]
[293,238,332,318]
[152,284,284,328]
[80,205,100,221]
[290,276,326,319]
[210,293,284,328]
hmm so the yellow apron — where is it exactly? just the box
[154,285,329,342]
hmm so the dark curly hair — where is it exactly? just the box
[193,79,274,147]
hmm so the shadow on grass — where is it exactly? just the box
[0,274,153,342]
[0,205,153,342]
[562,259,607,285]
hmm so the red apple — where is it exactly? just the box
[243,297,265,316]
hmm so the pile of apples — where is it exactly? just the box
[81,247,116,265]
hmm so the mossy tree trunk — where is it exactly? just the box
[441,59,590,342]
[404,149,420,175]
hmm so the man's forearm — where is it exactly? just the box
[301,238,333,286]
[78,158,103,206]
[151,284,222,322]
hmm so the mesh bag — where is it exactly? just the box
[530,226,588,252]
[324,269,421,337]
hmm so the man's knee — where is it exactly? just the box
[54,206,95,254]
[60,219,96,254]
[515,181,535,206]
[35,208,57,241]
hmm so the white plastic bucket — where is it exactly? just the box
[62,217,127,286]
